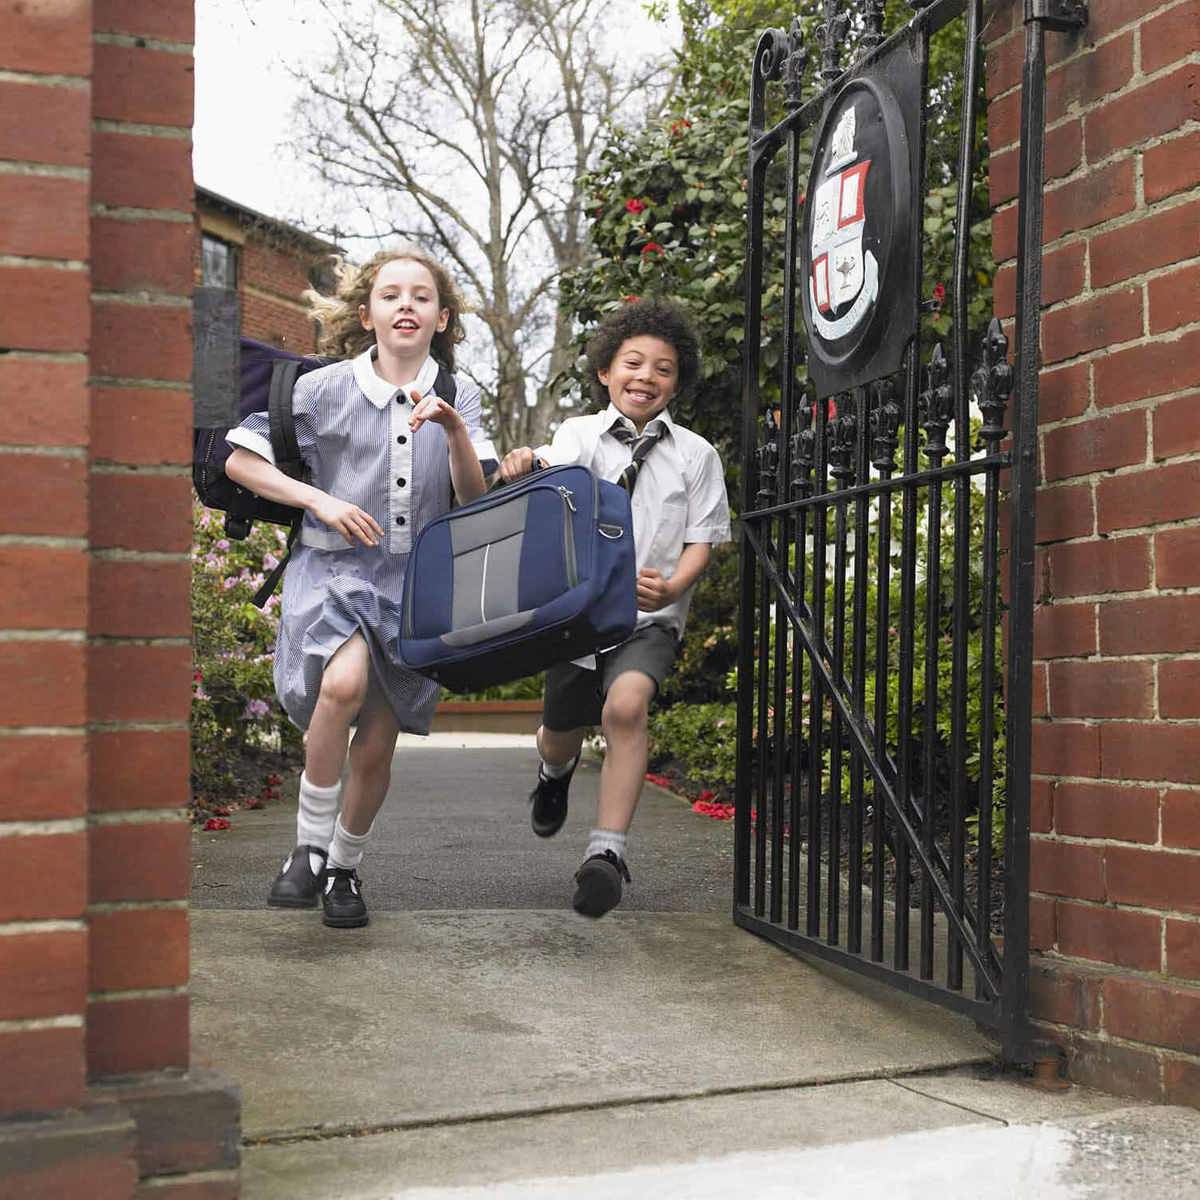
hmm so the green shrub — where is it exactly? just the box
[191,503,302,807]
[649,700,738,787]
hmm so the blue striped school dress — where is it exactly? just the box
[226,348,496,732]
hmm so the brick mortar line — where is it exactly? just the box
[0,630,86,643]
[1038,253,1200,321]
[1034,771,1199,789]
[88,721,187,733]
[89,635,191,646]
[242,282,313,317]
[1043,446,1200,481]
[87,986,188,1002]
[1032,950,1200,995]
[92,549,191,563]
[0,920,86,936]
[1038,389,1200,432]
[1037,643,1200,656]
[0,255,86,271]
[136,1171,239,1189]
[1030,831,1199,851]
[92,32,194,56]
[90,463,190,476]
[1037,199,1200,264]
[0,536,88,548]
[0,349,87,362]
[92,118,190,140]
[87,901,187,914]
[1036,516,1200,544]
[90,810,189,827]
[1031,894,1196,921]
[1032,713,1200,724]
[0,819,86,837]
[1033,322,1200,378]
[89,376,190,391]
[91,204,193,223]
[0,162,89,180]
[0,1015,84,1033]
[0,726,85,737]
[91,291,191,309]
[0,68,88,89]
[0,444,86,458]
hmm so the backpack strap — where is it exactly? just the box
[268,358,302,468]
[252,515,301,609]
[432,364,457,407]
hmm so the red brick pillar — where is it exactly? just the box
[1,2,240,1194]
[988,0,1200,1103]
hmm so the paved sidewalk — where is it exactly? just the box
[189,736,1200,1198]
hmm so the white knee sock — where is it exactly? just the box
[328,814,373,871]
[586,828,627,861]
[296,772,341,849]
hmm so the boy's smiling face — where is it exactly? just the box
[599,335,679,431]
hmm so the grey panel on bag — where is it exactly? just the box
[451,545,487,631]
[482,533,522,619]
[440,609,534,647]
[450,496,529,555]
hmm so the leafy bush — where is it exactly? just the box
[191,503,302,808]
[649,700,739,787]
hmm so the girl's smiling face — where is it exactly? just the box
[358,258,448,361]
[598,335,679,431]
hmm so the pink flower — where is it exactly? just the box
[203,817,231,831]
[623,294,640,303]
[625,197,646,214]
[243,698,271,720]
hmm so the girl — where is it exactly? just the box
[224,247,493,928]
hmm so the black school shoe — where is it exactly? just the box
[529,754,580,838]
[572,850,631,918]
[267,844,328,909]
[322,867,369,928]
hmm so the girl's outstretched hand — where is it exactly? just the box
[308,493,384,547]
[409,391,463,433]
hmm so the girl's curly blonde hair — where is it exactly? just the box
[304,246,468,370]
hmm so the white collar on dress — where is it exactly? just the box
[602,402,675,439]
[352,346,439,410]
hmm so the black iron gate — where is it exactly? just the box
[735,0,1085,1056]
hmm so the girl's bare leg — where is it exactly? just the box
[304,633,370,787]
[339,673,402,836]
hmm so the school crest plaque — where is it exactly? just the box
[800,49,922,398]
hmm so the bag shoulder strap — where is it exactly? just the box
[433,364,457,407]
[267,358,302,465]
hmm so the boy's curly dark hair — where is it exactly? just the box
[585,299,702,407]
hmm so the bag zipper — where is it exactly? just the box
[558,488,578,587]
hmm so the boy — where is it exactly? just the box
[496,300,730,917]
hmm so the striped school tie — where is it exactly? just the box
[608,421,663,494]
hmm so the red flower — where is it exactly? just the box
[203,817,231,831]
[697,790,715,802]
[641,241,665,257]
[810,396,838,422]
[644,772,674,789]
[692,799,735,820]
[931,282,946,310]
[625,197,646,214]
[265,773,282,786]
[244,796,263,810]
[210,805,231,817]
[669,118,692,137]
[623,294,640,303]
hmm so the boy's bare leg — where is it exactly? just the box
[339,676,402,836]
[537,725,585,768]
[304,633,370,787]
[595,670,657,833]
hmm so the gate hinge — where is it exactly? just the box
[1025,0,1088,31]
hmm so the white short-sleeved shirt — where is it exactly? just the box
[536,404,731,638]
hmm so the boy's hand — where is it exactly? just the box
[636,567,675,612]
[497,447,542,483]
[308,493,383,547]
[409,391,464,434]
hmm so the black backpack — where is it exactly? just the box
[192,336,457,607]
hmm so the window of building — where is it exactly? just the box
[201,234,238,289]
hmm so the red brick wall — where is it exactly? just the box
[2,1,239,1193]
[988,0,1200,1103]
[0,0,94,1121]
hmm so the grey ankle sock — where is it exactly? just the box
[586,828,627,861]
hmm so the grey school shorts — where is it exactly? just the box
[541,622,679,732]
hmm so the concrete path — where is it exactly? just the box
[190,735,1200,1197]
